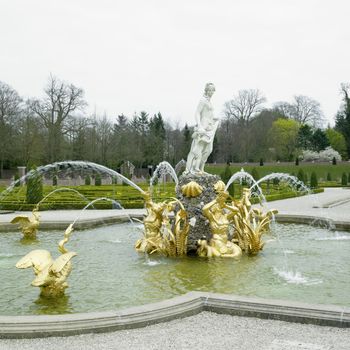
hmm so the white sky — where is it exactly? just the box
[1,0,349,127]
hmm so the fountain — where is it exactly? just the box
[0,83,349,335]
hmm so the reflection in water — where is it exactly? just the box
[19,237,40,245]
[32,294,73,315]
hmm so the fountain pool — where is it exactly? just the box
[1,222,349,315]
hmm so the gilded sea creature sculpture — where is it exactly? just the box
[135,191,189,257]
[135,191,168,254]
[10,208,40,239]
[198,181,242,258]
[233,188,278,255]
[15,224,77,297]
[152,198,189,257]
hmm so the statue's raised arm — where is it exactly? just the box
[185,83,219,174]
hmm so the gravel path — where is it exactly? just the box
[1,312,349,350]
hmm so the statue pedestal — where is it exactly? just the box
[176,173,221,253]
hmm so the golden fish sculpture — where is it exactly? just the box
[15,224,77,297]
[11,208,40,239]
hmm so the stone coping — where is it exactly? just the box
[0,214,144,232]
[0,292,348,338]
[1,213,349,232]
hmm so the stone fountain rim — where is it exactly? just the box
[0,291,349,338]
[1,213,350,232]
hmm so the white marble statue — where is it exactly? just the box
[185,83,219,174]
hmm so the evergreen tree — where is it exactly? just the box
[296,124,313,149]
[335,83,350,158]
[341,173,348,186]
[310,128,330,152]
[310,172,318,188]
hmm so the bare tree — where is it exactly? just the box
[223,89,266,126]
[0,81,22,176]
[223,89,266,160]
[30,75,87,162]
[274,95,324,127]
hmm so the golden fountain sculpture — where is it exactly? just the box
[10,208,40,239]
[198,181,242,258]
[233,188,278,255]
[198,182,278,257]
[135,191,189,257]
[15,224,77,297]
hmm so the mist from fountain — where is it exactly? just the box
[174,159,186,175]
[150,161,178,188]
[225,168,264,200]
[34,187,93,210]
[70,197,132,228]
[250,172,310,194]
[0,161,146,204]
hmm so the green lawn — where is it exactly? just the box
[205,162,350,182]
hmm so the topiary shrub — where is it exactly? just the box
[85,175,91,185]
[251,168,260,180]
[297,169,305,183]
[310,171,318,188]
[221,164,233,196]
[341,172,348,186]
[95,173,102,186]
[14,173,20,187]
[52,174,58,186]
[26,167,43,204]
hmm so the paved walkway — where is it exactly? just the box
[1,188,350,349]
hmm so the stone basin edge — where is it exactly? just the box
[0,292,349,339]
[0,213,349,232]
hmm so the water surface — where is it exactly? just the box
[1,222,349,315]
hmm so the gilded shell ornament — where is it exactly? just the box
[181,181,203,198]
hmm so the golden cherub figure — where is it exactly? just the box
[10,208,40,239]
[15,224,77,297]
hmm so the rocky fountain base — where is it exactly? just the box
[176,173,221,252]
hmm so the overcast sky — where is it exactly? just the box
[1,0,349,127]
